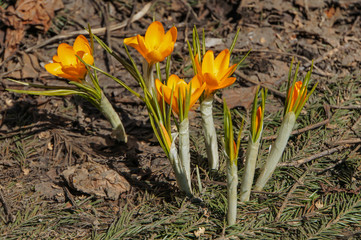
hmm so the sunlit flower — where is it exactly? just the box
[195,49,237,97]
[155,74,205,115]
[287,81,307,112]
[45,35,94,82]
[124,21,177,64]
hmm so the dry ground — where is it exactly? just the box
[1,0,361,239]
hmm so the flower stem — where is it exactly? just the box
[143,61,154,95]
[239,137,261,202]
[200,96,219,170]
[179,118,192,191]
[227,159,238,226]
[98,92,127,143]
[169,134,192,196]
[254,111,296,191]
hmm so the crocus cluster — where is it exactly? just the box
[8,20,318,228]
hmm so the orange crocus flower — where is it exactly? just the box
[287,81,307,112]
[155,74,205,115]
[195,49,237,97]
[45,35,94,82]
[124,21,177,64]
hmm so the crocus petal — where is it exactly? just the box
[214,49,230,78]
[255,106,262,133]
[157,26,177,59]
[194,54,203,76]
[53,55,60,63]
[288,81,305,111]
[189,82,206,109]
[160,123,172,150]
[189,74,203,94]
[62,65,85,79]
[219,63,237,81]
[167,74,180,90]
[203,72,220,90]
[216,77,237,90]
[155,78,172,105]
[45,62,65,76]
[124,35,148,61]
[82,52,94,65]
[145,21,164,50]
[137,35,150,62]
[146,50,165,63]
[57,43,77,66]
[73,35,92,55]
[176,80,188,99]
[202,50,215,75]
[124,35,140,48]
[45,63,80,82]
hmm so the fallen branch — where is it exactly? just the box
[263,118,330,141]
[24,2,152,53]
[278,145,350,167]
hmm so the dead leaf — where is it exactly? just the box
[222,86,258,109]
[0,0,64,58]
[62,162,131,200]
[35,181,64,200]
[20,53,40,79]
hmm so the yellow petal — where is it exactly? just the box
[189,82,206,109]
[167,74,180,90]
[124,35,139,48]
[145,21,164,50]
[176,80,188,99]
[137,35,150,62]
[202,50,215,75]
[45,62,80,82]
[160,123,172,150]
[203,72,219,90]
[216,77,236,90]
[157,26,177,59]
[219,63,237,80]
[194,54,203,75]
[57,43,77,66]
[255,106,262,133]
[45,62,65,76]
[214,49,230,78]
[73,35,92,55]
[155,78,172,105]
[62,65,86,80]
[82,52,94,65]
[188,74,203,95]
[52,55,60,63]
[146,50,165,63]
[288,81,305,111]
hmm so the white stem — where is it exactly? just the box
[169,133,192,196]
[254,112,296,191]
[143,61,154,95]
[200,96,219,170]
[179,118,192,191]
[99,92,127,143]
[227,160,238,226]
[240,137,261,202]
